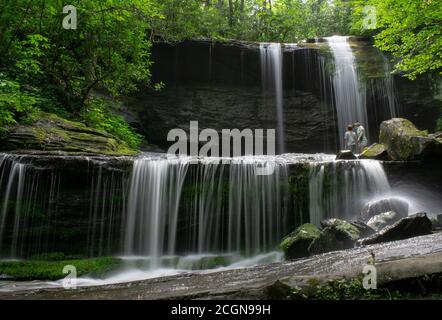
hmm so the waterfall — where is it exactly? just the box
[124,157,189,266]
[326,36,368,149]
[0,154,59,257]
[309,159,391,226]
[123,155,289,265]
[260,43,285,154]
[0,152,401,267]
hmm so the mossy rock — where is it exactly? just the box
[0,112,138,155]
[280,223,321,259]
[379,118,442,161]
[359,143,388,160]
[308,219,361,255]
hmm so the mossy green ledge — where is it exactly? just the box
[0,113,139,156]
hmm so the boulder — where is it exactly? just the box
[358,213,433,246]
[359,143,389,160]
[431,214,442,230]
[360,197,409,222]
[308,219,361,255]
[0,112,137,155]
[335,150,357,160]
[323,219,375,238]
[366,211,401,232]
[379,118,442,161]
[349,220,376,238]
[280,223,321,259]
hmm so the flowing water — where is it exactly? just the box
[260,43,285,154]
[124,155,290,264]
[308,159,391,226]
[326,36,368,148]
[0,152,438,288]
[325,36,399,148]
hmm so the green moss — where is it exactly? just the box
[0,257,123,280]
[379,118,435,160]
[280,223,321,252]
[360,143,387,158]
[331,219,360,240]
[287,273,442,300]
[290,278,402,300]
[4,112,139,155]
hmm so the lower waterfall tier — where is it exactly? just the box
[0,153,441,262]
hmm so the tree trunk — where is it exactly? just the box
[228,0,234,26]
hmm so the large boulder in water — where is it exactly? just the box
[360,197,409,222]
[379,118,442,161]
[308,219,361,255]
[358,213,433,246]
[366,211,401,232]
[335,150,357,160]
[431,214,442,231]
[280,223,321,259]
[359,143,389,160]
[349,220,376,238]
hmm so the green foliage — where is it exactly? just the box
[0,0,160,149]
[351,0,442,79]
[291,278,402,300]
[81,98,143,149]
[151,0,353,43]
[0,75,41,137]
[0,257,123,280]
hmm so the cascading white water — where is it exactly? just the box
[260,43,285,154]
[0,154,59,257]
[309,159,391,226]
[123,155,289,267]
[326,36,368,148]
[124,157,189,267]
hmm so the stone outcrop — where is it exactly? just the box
[280,223,321,259]
[335,150,357,160]
[366,211,401,232]
[308,219,361,255]
[379,118,442,161]
[0,113,137,155]
[359,143,389,160]
[358,212,433,246]
[360,197,409,222]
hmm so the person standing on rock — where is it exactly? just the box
[354,122,368,153]
[344,124,358,153]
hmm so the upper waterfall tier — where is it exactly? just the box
[129,39,437,154]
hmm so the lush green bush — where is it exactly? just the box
[0,75,40,136]
[81,98,143,149]
[0,257,123,280]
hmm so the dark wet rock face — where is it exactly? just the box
[360,197,409,222]
[280,223,321,259]
[358,212,433,246]
[308,219,361,255]
[119,40,440,154]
